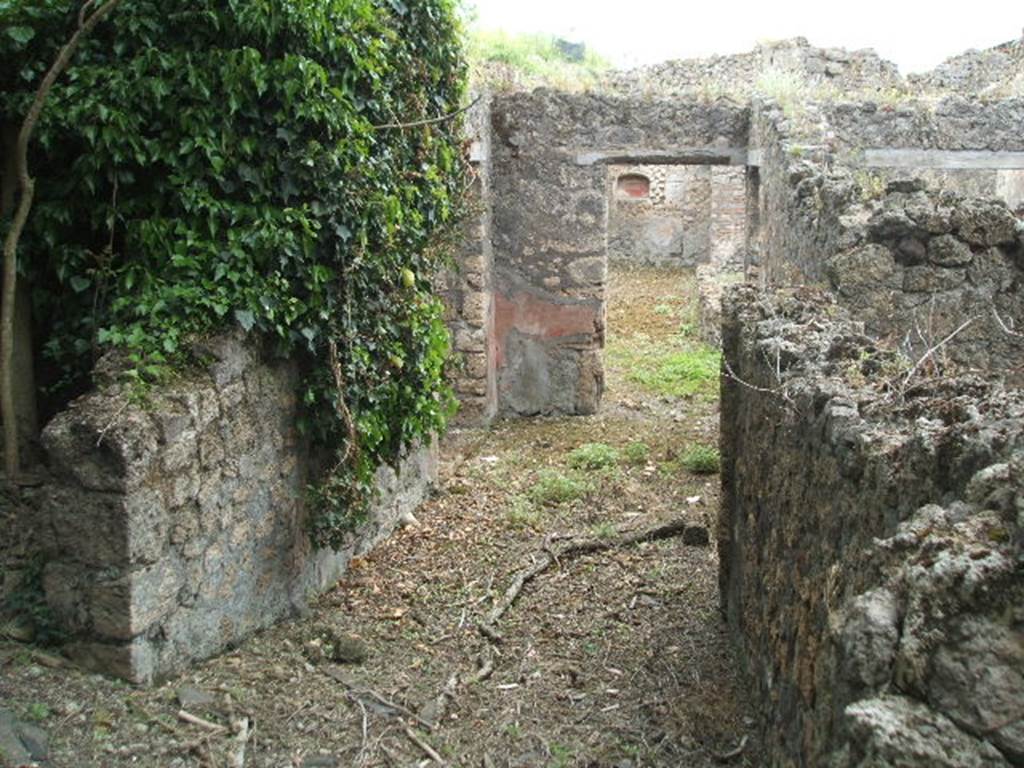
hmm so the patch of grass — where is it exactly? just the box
[627,344,721,399]
[678,321,698,338]
[24,702,51,722]
[505,495,542,529]
[621,441,650,466]
[550,743,575,768]
[590,521,616,539]
[681,444,720,474]
[567,442,619,470]
[529,469,591,506]
[653,303,672,316]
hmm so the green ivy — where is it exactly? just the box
[1,0,468,548]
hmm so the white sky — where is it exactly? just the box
[466,1,1023,74]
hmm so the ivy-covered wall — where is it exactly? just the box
[1,0,468,544]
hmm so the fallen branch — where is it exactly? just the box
[323,665,435,732]
[177,710,227,732]
[226,717,251,768]
[403,726,446,766]
[714,734,749,763]
[479,517,695,636]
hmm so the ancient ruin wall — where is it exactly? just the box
[751,100,1024,374]
[907,35,1024,97]
[606,164,711,266]
[35,335,436,683]
[439,95,497,425]
[821,97,1024,154]
[605,38,904,99]
[489,90,748,416]
[720,286,1024,767]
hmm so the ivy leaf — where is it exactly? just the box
[6,26,35,45]
[234,309,256,332]
[69,275,91,293]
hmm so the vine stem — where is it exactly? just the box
[372,95,481,130]
[1,0,122,481]
[327,338,359,469]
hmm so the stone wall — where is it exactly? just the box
[488,89,749,416]
[822,98,1024,153]
[908,34,1024,97]
[438,95,497,426]
[32,335,436,683]
[605,38,903,100]
[696,166,752,343]
[751,100,1024,375]
[606,164,711,266]
[719,286,1024,767]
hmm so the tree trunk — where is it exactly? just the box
[2,0,123,481]
[1,123,39,466]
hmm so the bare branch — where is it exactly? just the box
[992,307,1023,339]
[899,315,978,390]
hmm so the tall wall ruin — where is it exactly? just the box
[449,48,1024,766]
[485,91,749,417]
[718,92,1024,766]
[720,287,1023,766]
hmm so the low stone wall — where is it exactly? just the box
[33,334,436,683]
[719,286,1024,767]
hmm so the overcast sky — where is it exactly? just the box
[466,1,1022,74]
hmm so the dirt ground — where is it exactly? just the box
[0,266,759,768]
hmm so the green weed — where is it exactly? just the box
[621,442,650,466]
[681,444,720,474]
[568,442,619,470]
[529,469,591,506]
[505,496,543,529]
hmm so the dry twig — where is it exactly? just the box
[402,726,446,766]
[177,709,227,732]
[322,665,435,732]
[899,315,977,389]
[714,734,749,763]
